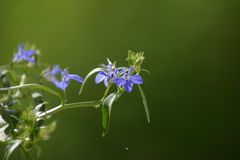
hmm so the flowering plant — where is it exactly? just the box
[0,44,149,159]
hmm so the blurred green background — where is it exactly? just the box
[0,0,239,159]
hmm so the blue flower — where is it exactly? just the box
[43,66,83,91]
[115,67,143,92]
[95,63,118,87]
[43,65,61,83]
[57,68,84,91]
[13,44,37,64]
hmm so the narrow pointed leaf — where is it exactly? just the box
[141,69,151,74]
[0,114,7,128]
[102,93,117,137]
[3,139,22,160]
[0,115,8,142]
[79,67,103,95]
[138,85,150,123]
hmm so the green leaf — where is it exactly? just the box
[34,102,47,115]
[0,115,8,142]
[79,67,103,95]
[138,85,150,123]
[3,139,22,160]
[101,93,117,137]
[0,114,7,128]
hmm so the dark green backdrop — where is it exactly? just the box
[0,0,239,159]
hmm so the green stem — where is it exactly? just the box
[64,101,102,109]
[38,100,102,118]
[102,83,112,100]
[0,83,102,118]
[0,83,64,118]
[0,83,62,100]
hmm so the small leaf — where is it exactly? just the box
[34,102,47,115]
[138,85,150,123]
[3,139,22,160]
[101,93,117,137]
[0,115,8,142]
[0,114,7,128]
[79,67,103,95]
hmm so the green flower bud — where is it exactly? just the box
[126,50,145,73]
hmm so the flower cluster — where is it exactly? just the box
[95,61,143,92]
[12,44,84,91]
[43,65,84,91]
[12,45,144,93]
[13,44,38,64]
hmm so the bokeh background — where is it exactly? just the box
[0,0,239,159]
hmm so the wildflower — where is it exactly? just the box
[115,67,143,92]
[13,44,37,64]
[43,65,61,83]
[95,63,118,87]
[43,66,83,91]
[57,68,84,91]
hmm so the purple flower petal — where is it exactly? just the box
[104,78,109,87]
[95,71,107,84]
[109,64,113,75]
[101,64,107,68]
[130,75,143,84]
[124,81,133,92]
[114,77,126,87]
[96,60,122,88]
[43,65,61,82]
[52,79,60,87]
[18,44,25,51]
[61,68,69,77]
[23,56,35,64]
[128,67,133,77]
[57,80,69,91]
[122,67,126,75]
[69,74,84,83]
[13,54,21,62]
[24,50,37,57]
[52,65,61,75]
[114,68,119,76]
